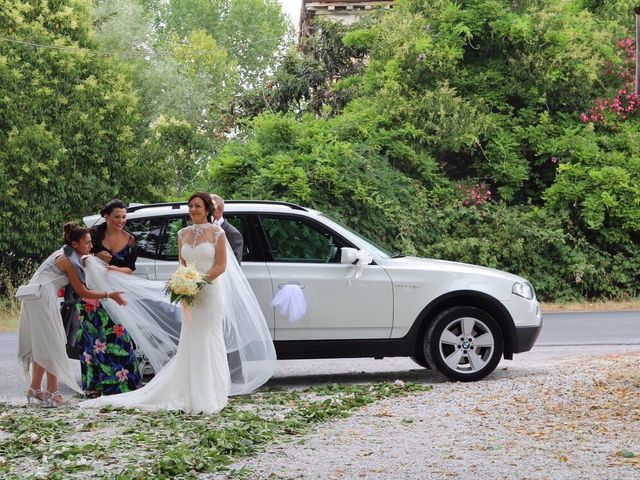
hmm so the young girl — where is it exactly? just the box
[17,222,126,406]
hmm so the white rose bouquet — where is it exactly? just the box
[165,264,210,305]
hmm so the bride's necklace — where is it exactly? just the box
[190,222,211,245]
[191,222,210,234]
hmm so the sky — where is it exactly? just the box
[279,0,302,24]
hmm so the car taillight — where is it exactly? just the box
[57,288,66,298]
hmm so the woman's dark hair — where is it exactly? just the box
[187,192,214,223]
[100,199,127,217]
[63,222,90,246]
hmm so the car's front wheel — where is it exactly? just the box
[424,306,503,382]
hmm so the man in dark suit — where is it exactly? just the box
[210,194,243,264]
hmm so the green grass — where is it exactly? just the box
[0,381,431,479]
[0,300,19,333]
[540,299,640,312]
[0,260,34,333]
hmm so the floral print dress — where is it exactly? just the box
[78,241,141,396]
[77,299,140,395]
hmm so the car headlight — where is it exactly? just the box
[512,281,534,300]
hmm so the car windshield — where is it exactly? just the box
[317,213,393,258]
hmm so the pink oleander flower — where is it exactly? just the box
[460,182,492,207]
[115,369,129,382]
[113,324,125,338]
[83,301,97,313]
[83,353,92,363]
[581,38,639,126]
[94,340,107,354]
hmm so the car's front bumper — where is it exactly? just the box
[512,319,543,353]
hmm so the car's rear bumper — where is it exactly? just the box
[512,319,543,353]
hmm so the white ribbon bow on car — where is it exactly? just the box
[342,248,374,282]
[271,284,307,323]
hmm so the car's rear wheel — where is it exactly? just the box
[424,306,503,382]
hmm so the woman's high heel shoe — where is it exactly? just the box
[46,391,67,407]
[26,388,47,405]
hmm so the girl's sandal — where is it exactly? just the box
[46,391,67,407]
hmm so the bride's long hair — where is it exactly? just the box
[187,192,214,223]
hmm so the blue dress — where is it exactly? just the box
[78,242,141,395]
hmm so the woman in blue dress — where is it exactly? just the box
[78,199,141,396]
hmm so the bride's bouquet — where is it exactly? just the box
[165,264,210,305]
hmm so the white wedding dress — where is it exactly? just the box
[80,224,231,414]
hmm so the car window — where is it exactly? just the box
[160,216,187,260]
[260,216,344,263]
[317,213,392,258]
[225,214,253,262]
[126,217,164,259]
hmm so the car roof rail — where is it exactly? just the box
[225,200,308,211]
[126,200,308,213]
[127,202,186,213]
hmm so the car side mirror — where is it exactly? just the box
[340,247,359,264]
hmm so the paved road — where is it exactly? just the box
[537,310,640,345]
[1,311,638,403]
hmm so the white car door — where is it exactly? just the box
[260,216,393,341]
[239,262,275,336]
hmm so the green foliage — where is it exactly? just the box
[0,0,169,262]
[92,0,239,130]
[1,0,637,302]
[139,115,217,195]
[145,0,292,87]
[237,17,370,118]
[0,257,36,330]
[422,203,639,300]
[586,0,639,31]
[0,381,430,478]
[544,121,640,245]
[206,111,439,256]
[79,0,295,213]
[208,0,640,301]
[359,0,614,194]
[481,126,530,201]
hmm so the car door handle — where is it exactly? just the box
[278,283,305,289]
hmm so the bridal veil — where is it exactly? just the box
[84,239,277,395]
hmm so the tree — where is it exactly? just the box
[138,115,217,195]
[157,0,292,87]
[237,17,370,119]
[92,0,292,133]
[0,0,168,260]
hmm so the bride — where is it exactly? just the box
[80,192,276,414]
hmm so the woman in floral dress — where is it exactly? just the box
[78,199,140,396]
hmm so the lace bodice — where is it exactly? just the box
[179,223,225,273]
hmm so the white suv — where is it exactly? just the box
[84,200,542,382]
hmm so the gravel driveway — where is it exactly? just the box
[206,348,640,480]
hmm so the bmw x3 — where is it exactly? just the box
[84,200,543,382]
